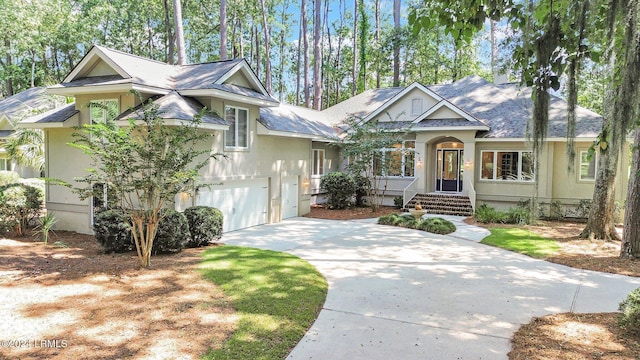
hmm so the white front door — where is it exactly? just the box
[281,175,298,219]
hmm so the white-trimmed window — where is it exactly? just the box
[312,149,325,176]
[89,99,119,123]
[373,141,416,177]
[0,157,10,171]
[580,151,597,181]
[411,98,423,116]
[225,106,249,149]
[480,150,534,181]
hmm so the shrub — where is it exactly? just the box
[378,213,399,226]
[393,196,404,209]
[418,217,457,235]
[0,183,44,234]
[0,171,20,186]
[474,204,505,223]
[320,172,356,209]
[93,209,134,253]
[184,206,223,247]
[619,288,640,334]
[153,209,190,254]
[505,206,531,225]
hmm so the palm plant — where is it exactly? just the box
[33,213,57,245]
[4,129,44,173]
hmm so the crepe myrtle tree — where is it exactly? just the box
[69,94,219,268]
[340,115,407,212]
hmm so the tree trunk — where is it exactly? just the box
[173,0,186,65]
[259,0,272,92]
[278,3,288,102]
[580,140,621,241]
[302,0,310,107]
[220,0,228,60]
[490,19,498,81]
[622,129,640,257]
[374,0,380,88]
[352,0,357,96]
[295,19,302,105]
[312,0,322,109]
[392,0,401,87]
[4,38,13,96]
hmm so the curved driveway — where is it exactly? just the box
[222,217,640,359]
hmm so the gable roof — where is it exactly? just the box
[321,88,402,125]
[0,87,66,124]
[50,45,278,106]
[116,91,228,130]
[18,103,79,128]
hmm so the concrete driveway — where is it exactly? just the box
[222,217,640,359]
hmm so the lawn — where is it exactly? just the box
[200,245,328,360]
[481,227,561,258]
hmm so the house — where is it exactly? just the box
[20,45,629,234]
[20,45,336,234]
[314,77,629,216]
[0,87,65,177]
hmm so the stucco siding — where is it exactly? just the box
[376,88,438,122]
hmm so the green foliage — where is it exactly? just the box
[619,288,640,334]
[5,129,45,172]
[353,174,370,207]
[378,213,456,235]
[153,209,189,254]
[340,116,407,212]
[184,206,223,247]
[418,217,457,235]
[201,246,327,360]
[320,172,356,209]
[93,209,133,253]
[481,228,561,258]
[0,183,43,235]
[33,213,57,245]
[474,203,533,225]
[69,92,220,267]
[0,171,20,186]
[393,196,404,209]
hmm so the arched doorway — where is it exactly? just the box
[435,141,464,192]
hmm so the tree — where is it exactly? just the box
[173,0,186,65]
[220,0,228,60]
[392,0,401,87]
[312,0,323,109]
[340,116,405,212]
[69,95,219,268]
[259,0,272,92]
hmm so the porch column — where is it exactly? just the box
[462,141,476,197]
[415,140,427,194]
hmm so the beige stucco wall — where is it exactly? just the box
[47,92,317,233]
[376,88,439,122]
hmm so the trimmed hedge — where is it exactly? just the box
[153,209,190,254]
[184,206,223,247]
[320,172,356,209]
[378,213,457,235]
[93,209,134,253]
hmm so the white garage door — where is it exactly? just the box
[196,178,269,232]
[281,175,298,219]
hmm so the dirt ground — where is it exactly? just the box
[2,207,640,360]
[0,231,236,360]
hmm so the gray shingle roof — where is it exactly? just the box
[320,88,402,125]
[0,130,13,138]
[20,103,78,124]
[174,60,244,89]
[0,87,67,122]
[259,104,338,138]
[117,92,227,126]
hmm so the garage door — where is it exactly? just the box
[281,175,298,219]
[196,178,269,232]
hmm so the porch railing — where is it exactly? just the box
[402,177,419,208]
[465,176,476,212]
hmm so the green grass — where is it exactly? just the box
[199,245,328,360]
[481,228,561,258]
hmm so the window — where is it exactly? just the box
[0,157,10,171]
[411,98,423,116]
[89,99,119,123]
[373,141,416,177]
[312,149,325,176]
[580,151,597,181]
[480,150,534,181]
[225,106,249,149]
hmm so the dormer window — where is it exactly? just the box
[411,98,423,116]
[225,106,249,149]
[89,99,119,123]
